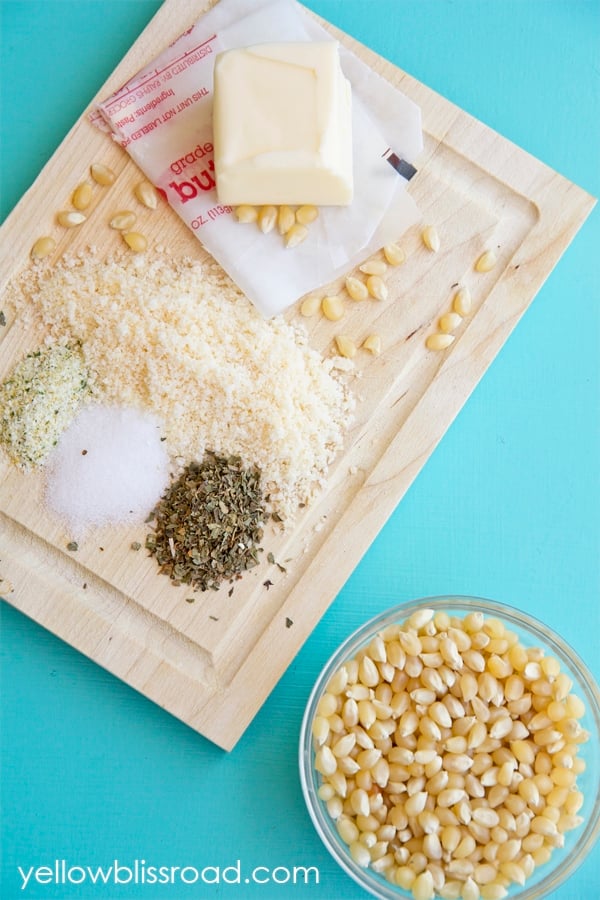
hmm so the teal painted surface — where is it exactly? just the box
[1,1,599,898]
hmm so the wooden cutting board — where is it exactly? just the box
[0,0,594,749]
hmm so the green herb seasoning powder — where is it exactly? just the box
[145,452,268,592]
[0,343,89,467]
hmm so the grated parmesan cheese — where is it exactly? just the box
[8,251,354,521]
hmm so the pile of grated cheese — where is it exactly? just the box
[8,251,354,521]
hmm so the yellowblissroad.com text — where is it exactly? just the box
[17,859,320,891]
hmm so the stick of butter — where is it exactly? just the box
[213,42,353,206]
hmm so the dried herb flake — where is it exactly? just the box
[146,452,268,593]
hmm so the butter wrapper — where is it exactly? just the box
[93,0,423,317]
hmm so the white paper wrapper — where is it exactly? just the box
[93,0,423,316]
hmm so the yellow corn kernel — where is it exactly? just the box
[321,295,344,321]
[422,225,440,252]
[122,231,147,252]
[360,258,387,276]
[335,335,357,359]
[90,163,116,185]
[258,205,277,233]
[299,295,321,317]
[56,210,86,228]
[295,205,318,225]
[345,276,369,302]
[284,223,308,248]
[277,205,296,234]
[475,250,497,272]
[362,334,382,355]
[72,182,93,210]
[383,242,405,266]
[235,205,258,223]
[109,210,137,231]
[134,180,158,209]
[453,286,472,316]
[366,275,388,301]
[31,236,56,259]
[426,333,454,351]
[439,312,462,334]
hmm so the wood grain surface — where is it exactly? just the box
[0,0,594,749]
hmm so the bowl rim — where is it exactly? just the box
[299,594,600,900]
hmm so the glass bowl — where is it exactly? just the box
[299,596,600,900]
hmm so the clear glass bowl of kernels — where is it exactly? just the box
[299,596,600,900]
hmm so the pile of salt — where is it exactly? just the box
[45,405,170,538]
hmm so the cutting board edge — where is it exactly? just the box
[1,0,597,750]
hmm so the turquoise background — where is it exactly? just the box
[1,1,598,898]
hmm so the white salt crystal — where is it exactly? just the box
[45,404,170,537]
